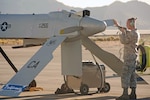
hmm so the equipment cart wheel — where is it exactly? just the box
[101,82,110,93]
[80,84,89,95]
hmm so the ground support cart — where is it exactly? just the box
[55,61,110,95]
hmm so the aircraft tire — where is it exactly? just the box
[29,80,37,88]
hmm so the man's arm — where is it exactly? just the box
[113,19,126,32]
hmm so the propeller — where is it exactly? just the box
[60,18,147,84]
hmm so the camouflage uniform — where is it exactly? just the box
[119,29,140,88]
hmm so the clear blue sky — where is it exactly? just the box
[57,0,150,8]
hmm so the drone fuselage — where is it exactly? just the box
[0,10,106,39]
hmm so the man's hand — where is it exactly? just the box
[113,19,126,32]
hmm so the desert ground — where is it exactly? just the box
[0,30,150,100]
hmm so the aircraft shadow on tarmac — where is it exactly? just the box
[0,93,150,100]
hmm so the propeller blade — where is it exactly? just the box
[60,26,83,34]
[103,19,115,27]
[0,36,66,96]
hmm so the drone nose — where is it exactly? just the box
[80,17,106,36]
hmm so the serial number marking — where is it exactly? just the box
[39,23,48,28]
[46,39,56,46]
[27,60,40,69]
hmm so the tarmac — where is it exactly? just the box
[0,45,150,100]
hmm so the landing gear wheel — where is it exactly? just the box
[61,83,69,92]
[24,80,37,91]
[55,83,74,94]
[29,80,37,88]
[80,84,89,95]
[101,82,110,93]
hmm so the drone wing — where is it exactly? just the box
[0,36,66,96]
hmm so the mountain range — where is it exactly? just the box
[0,0,150,29]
